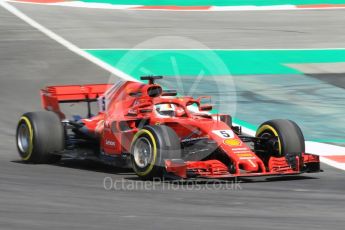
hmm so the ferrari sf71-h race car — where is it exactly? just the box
[16,76,320,180]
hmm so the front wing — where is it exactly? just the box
[165,153,320,179]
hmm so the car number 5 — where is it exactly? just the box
[212,130,234,138]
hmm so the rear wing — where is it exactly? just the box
[40,84,113,119]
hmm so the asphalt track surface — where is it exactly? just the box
[8,4,345,49]
[0,3,345,230]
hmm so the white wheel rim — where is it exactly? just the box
[18,123,30,153]
[133,137,153,168]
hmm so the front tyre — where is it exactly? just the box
[255,119,305,157]
[130,125,181,180]
[16,111,64,163]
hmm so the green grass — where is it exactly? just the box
[86,49,345,77]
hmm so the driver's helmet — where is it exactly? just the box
[155,103,175,117]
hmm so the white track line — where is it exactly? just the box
[2,0,345,171]
[0,0,137,82]
[305,141,345,157]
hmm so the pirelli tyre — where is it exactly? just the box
[16,111,64,163]
[255,119,305,157]
[130,125,181,180]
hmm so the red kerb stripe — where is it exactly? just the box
[297,4,345,8]
[324,155,345,163]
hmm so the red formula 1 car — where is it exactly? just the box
[16,76,320,179]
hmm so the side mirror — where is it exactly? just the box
[199,104,212,111]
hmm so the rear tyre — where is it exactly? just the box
[130,125,181,180]
[16,111,64,163]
